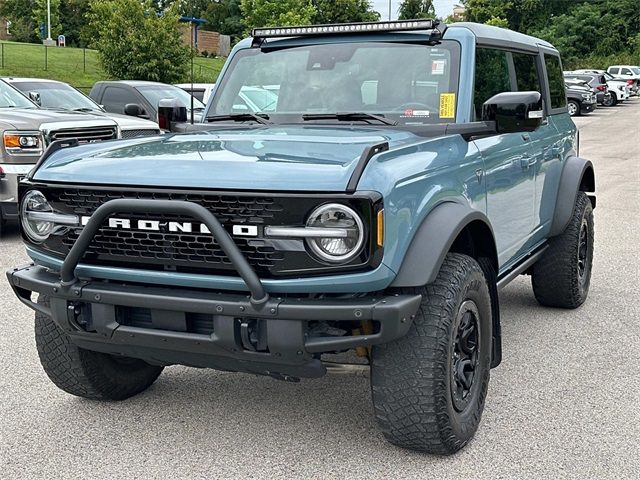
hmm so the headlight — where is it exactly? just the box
[581,93,591,99]
[21,190,78,243]
[305,203,365,263]
[4,131,44,155]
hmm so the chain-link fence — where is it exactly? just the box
[0,42,99,74]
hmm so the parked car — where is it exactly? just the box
[4,78,162,139]
[567,70,630,105]
[9,20,596,455]
[606,65,640,95]
[565,82,596,116]
[89,80,206,124]
[174,83,216,104]
[563,72,610,105]
[175,83,279,113]
[0,79,118,235]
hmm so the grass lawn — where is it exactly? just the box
[0,40,225,91]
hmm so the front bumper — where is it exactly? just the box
[7,264,421,379]
[581,101,596,113]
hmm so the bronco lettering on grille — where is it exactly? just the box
[80,216,258,236]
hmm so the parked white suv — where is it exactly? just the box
[606,65,640,95]
[569,70,630,105]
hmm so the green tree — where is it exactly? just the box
[398,0,436,20]
[202,0,244,40]
[0,0,38,42]
[32,0,61,39]
[85,0,191,83]
[312,0,379,24]
[59,0,90,46]
[240,0,316,30]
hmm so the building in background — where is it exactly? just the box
[179,17,231,57]
[452,4,466,21]
[0,18,11,41]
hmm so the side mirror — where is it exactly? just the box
[157,98,187,131]
[482,91,543,133]
[124,103,145,117]
[28,91,41,106]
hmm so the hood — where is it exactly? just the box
[101,112,160,130]
[0,108,117,130]
[33,125,419,191]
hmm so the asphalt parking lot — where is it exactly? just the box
[1,101,639,479]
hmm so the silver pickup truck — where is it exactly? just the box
[0,79,119,234]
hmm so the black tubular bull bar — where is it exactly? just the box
[59,199,269,306]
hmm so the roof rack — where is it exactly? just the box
[252,19,445,41]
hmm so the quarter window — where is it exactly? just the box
[473,48,511,119]
[544,54,567,109]
[512,52,541,93]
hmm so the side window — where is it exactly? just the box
[544,54,567,109]
[101,87,140,114]
[621,68,632,75]
[610,67,619,74]
[512,52,541,93]
[474,48,511,119]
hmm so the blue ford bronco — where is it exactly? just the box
[7,20,595,454]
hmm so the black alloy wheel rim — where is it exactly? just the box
[451,300,480,412]
[578,217,590,281]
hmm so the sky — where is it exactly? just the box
[372,0,458,21]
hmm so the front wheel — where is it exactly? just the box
[371,253,492,454]
[567,100,580,116]
[35,295,164,400]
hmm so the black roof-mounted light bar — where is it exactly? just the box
[252,19,442,39]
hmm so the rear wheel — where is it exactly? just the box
[602,93,617,107]
[35,295,164,400]
[567,100,580,116]
[532,192,594,308]
[371,253,492,454]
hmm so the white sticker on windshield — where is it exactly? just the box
[432,60,446,76]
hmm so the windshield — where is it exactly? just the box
[632,67,640,75]
[136,85,205,111]
[209,41,461,125]
[0,80,38,109]
[11,81,100,111]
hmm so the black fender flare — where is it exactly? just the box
[550,156,595,237]
[391,201,496,288]
[390,201,501,367]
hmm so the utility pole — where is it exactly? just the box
[388,0,392,20]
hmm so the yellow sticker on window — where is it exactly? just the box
[439,93,456,119]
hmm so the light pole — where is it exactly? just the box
[388,0,392,20]
[46,0,52,42]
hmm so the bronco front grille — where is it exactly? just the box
[49,126,118,144]
[32,186,380,278]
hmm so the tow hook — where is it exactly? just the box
[239,319,268,352]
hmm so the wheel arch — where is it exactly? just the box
[390,202,502,367]
[550,156,596,237]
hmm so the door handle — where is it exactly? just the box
[520,156,537,169]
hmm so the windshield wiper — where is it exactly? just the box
[205,113,272,125]
[302,112,397,126]
[72,107,97,112]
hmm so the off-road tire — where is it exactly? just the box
[35,295,163,400]
[567,100,580,116]
[532,191,594,308]
[371,253,492,454]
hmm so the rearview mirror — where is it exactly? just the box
[124,103,146,117]
[28,91,41,106]
[157,98,187,131]
[482,91,543,133]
